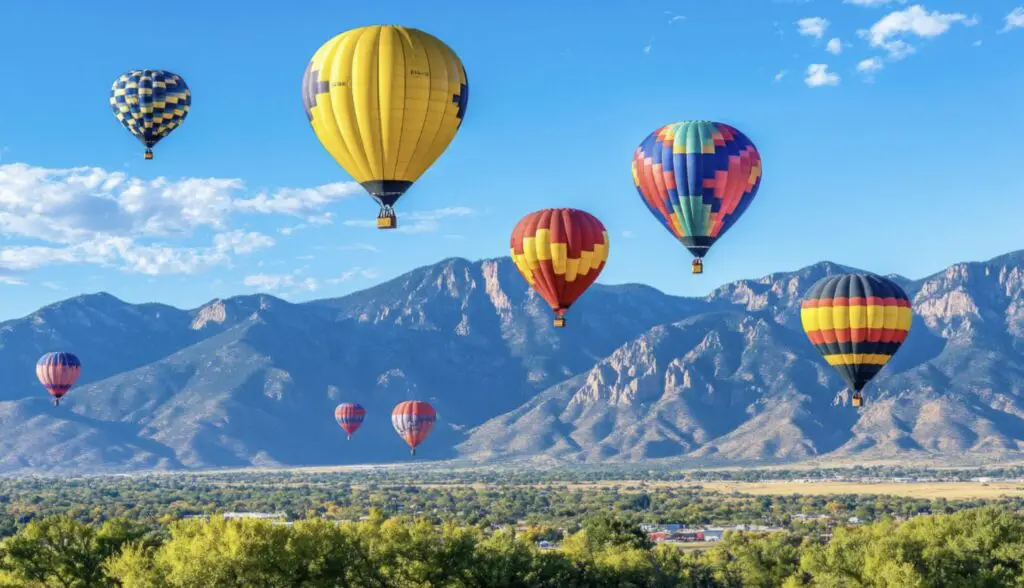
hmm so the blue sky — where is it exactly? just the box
[1,1,1022,321]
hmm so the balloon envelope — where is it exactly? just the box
[110,70,190,158]
[391,400,436,453]
[36,352,82,402]
[334,403,366,439]
[302,25,469,226]
[800,273,912,393]
[631,121,762,264]
[510,208,609,326]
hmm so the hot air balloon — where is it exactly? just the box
[110,70,191,160]
[335,403,366,440]
[631,121,762,274]
[391,400,436,455]
[800,273,912,408]
[302,25,469,229]
[36,352,82,407]
[510,208,610,328]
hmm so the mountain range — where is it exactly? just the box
[3,250,1024,474]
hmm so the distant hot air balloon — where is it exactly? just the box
[110,70,191,160]
[510,208,610,328]
[36,352,82,407]
[302,25,469,229]
[391,400,436,455]
[800,273,912,408]
[631,121,762,274]
[335,403,366,440]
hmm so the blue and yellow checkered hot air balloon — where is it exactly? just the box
[302,26,469,229]
[110,70,191,160]
[632,121,763,274]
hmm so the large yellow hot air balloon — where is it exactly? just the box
[302,25,469,229]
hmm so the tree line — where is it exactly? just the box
[2,507,1023,586]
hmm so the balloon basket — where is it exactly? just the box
[144,151,153,160]
[852,394,863,408]
[691,259,703,274]
[377,216,396,229]
[53,398,60,407]
[553,317,566,328]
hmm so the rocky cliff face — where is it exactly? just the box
[3,252,1024,473]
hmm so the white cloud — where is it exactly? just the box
[856,57,885,82]
[667,15,685,24]
[797,17,830,39]
[805,64,840,87]
[279,224,306,236]
[622,230,635,238]
[972,40,983,47]
[1002,7,1024,32]
[243,272,319,293]
[307,212,334,225]
[826,38,843,54]
[859,5,970,59]
[340,243,379,253]
[233,183,361,215]
[343,206,474,234]
[643,41,653,54]
[0,275,26,286]
[857,57,885,73]
[327,267,379,284]
[774,70,788,82]
[0,162,362,276]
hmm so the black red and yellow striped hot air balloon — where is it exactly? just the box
[510,208,610,328]
[36,352,81,407]
[800,274,912,408]
[302,25,469,229]
[391,401,436,455]
[335,403,366,440]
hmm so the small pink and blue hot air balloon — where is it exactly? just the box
[36,352,81,407]
[391,400,437,456]
[334,403,366,440]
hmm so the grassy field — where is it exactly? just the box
[685,481,1024,500]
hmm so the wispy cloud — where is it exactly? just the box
[805,64,840,87]
[643,40,653,54]
[665,11,685,24]
[340,243,379,253]
[774,70,788,83]
[797,17,830,39]
[1001,7,1024,33]
[343,206,474,234]
[826,38,843,54]
[327,267,379,284]
[0,275,26,286]
[621,230,635,238]
[243,271,318,293]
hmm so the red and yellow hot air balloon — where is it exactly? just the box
[36,352,81,407]
[800,273,913,408]
[334,403,366,440]
[510,208,610,328]
[391,400,436,455]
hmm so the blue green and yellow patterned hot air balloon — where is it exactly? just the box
[631,121,762,274]
[109,70,191,160]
